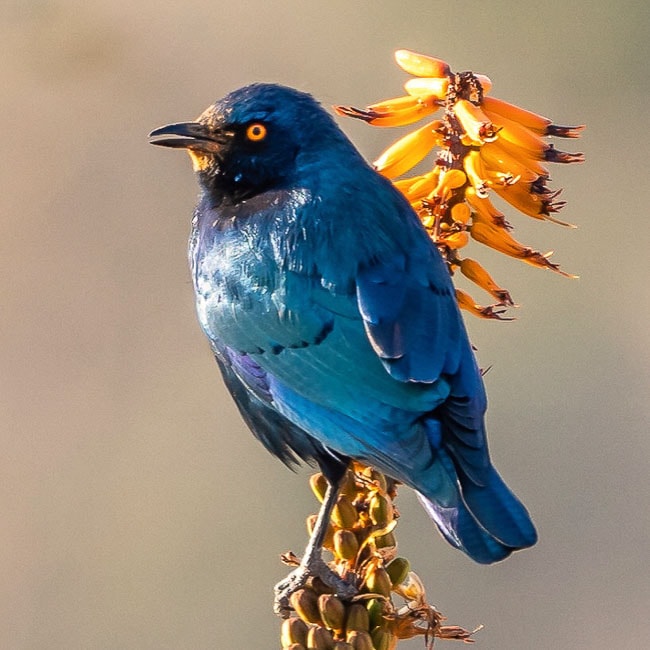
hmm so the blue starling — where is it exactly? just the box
[150,83,537,612]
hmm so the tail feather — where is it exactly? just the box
[460,465,538,548]
[416,492,513,564]
[414,443,537,564]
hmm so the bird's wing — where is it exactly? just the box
[355,240,465,384]
[213,343,330,469]
[354,246,538,557]
[353,218,496,483]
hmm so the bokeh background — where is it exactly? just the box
[2,1,649,648]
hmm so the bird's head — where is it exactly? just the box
[149,83,351,203]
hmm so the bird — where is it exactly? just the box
[149,83,537,612]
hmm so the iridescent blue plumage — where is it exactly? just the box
[151,83,537,565]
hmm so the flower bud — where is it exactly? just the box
[310,473,328,502]
[451,201,471,224]
[460,258,513,305]
[333,529,359,561]
[394,49,451,78]
[438,168,467,191]
[281,617,309,647]
[373,120,444,179]
[404,77,449,100]
[370,627,397,650]
[365,598,385,630]
[374,531,396,550]
[290,588,323,626]
[385,557,411,587]
[307,625,335,650]
[346,630,374,650]
[318,594,346,633]
[332,496,358,530]
[441,231,470,250]
[345,603,370,633]
[365,565,392,598]
[368,493,394,527]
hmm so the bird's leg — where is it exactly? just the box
[274,476,358,617]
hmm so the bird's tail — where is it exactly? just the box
[415,419,537,564]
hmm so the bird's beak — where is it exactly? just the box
[148,122,230,153]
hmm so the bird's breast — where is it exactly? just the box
[189,194,344,357]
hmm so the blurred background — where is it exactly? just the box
[2,1,648,648]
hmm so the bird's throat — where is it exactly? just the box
[188,150,212,173]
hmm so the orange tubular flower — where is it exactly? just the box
[336,95,440,127]
[335,49,584,319]
[372,120,444,179]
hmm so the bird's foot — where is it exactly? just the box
[273,556,357,618]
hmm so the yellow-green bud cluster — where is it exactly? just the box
[280,464,474,649]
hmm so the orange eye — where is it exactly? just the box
[246,123,267,141]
